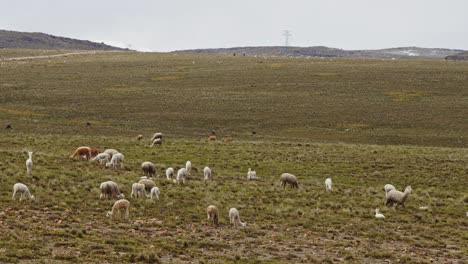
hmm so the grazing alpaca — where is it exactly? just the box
[26,151,33,175]
[176,168,188,184]
[91,153,111,165]
[105,153,125,169]
[150,186,160,200]
[103,149,119,158]
[99,181,125,200]
[208,135,217,141]
[12,183,35,201]
[229,208,246,227]
[206,205,219,226]
[280,173,299,189]
[223,137,233,142]
[150,138,162,147]
[70,146,92,160]
[166,167,174,180]
[90,148,100,158]
[138,179,156,193]
[131,183,147,199]
[204,166,212,182]
[141,161,157,178]
[106,199,130,219]
[150,132,163,141]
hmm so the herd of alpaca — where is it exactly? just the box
[15,133,417,225]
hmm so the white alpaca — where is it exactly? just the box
[26,151,33,175]
[185,161,192,173]
[385,186,412,208]
[203,166,212,182]
[150,138,162,147]
[103,149,119,158]
[247,168,257,180]
[384,184,396,193]
[375,208,385,219]
[150,186,160,200]
[105,152,124,169]
[106,199,130,219]
[91,153,110,165]
[131,183,147,199]
[12,183,35,201]
[229,208,246,227]
[176,168,188,184]
[150,132,163,141]
[166,167,174,180]
[325,178,332,192]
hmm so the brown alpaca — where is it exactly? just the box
[70,146,92,160]
[223,137,233,142]
[90,148,100,157]
[208,135,217,141]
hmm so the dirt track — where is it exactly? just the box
[1,51,110,61]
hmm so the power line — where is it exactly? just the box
[282,30,292,46]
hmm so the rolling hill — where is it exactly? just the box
[176,46,464,60]
[445,51,468,60]
[0,29,126,50]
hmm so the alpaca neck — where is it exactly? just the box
[401,190,410,202]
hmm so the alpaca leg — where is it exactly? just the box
[12,190,16,200]
[125,208,129,219]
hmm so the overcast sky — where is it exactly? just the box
[1,0,467,51]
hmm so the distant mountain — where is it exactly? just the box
[444,51,468,61]
[0,29,126,50]
[176,46,464,59]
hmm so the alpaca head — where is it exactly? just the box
[375,208,380,214]
[106,211,113,218]
[30,195,35,200]
[405,186,412,194]
[28,151,33,157]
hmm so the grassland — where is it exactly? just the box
[0,50,467,263]
[0,50,467,147]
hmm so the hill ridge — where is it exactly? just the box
[0,29,126,50]
[175,45,464,59]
